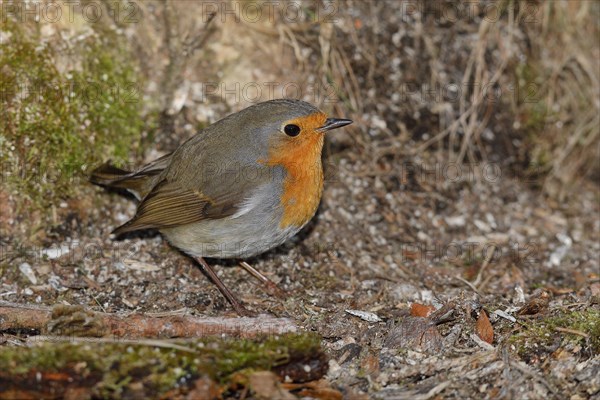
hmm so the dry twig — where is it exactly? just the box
[0,301,297,339]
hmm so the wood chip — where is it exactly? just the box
[345,309,382,322]
[122,258,161,272]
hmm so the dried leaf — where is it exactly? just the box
[517,289,551,315]
[476,310,494,344]
[410,303,436,318]
[248,371,295,400]
[384,317,443,353]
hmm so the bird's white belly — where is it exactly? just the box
[161,183,301,259]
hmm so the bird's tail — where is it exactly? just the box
[90,154,171,200]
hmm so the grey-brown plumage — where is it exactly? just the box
[90,99,343,259]
[90,99,352,313]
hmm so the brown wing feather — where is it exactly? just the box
[111,139,274,235]
[112,180,219,235]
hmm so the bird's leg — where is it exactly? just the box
[194,256,252,316]
[239,261,287,299]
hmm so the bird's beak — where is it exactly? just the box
[317,118,353,132]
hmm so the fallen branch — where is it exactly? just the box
[0,301,297,339]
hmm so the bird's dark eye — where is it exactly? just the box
[284,124,301,137]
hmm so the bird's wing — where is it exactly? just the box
[111,114,276,236]
[111,164,271,235]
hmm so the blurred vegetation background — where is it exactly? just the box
[1,0,598,242]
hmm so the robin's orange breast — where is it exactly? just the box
[261,112,327,228]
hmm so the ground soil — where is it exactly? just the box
[1,1,599,398]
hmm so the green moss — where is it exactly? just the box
[0,333,323,398]
[510,309,600,358]
[212,332,321,380]
[529,282,546,290]
[0,18,144,227]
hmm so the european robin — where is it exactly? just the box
[90,99,352,314]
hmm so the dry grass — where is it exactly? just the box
[88,0,598,200]
[260,0,599,197]
[525,1,600,198]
